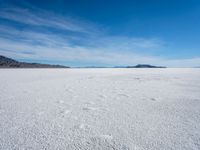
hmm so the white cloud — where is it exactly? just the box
[1,37,200,67]
[0,7,97,34]
[0,5,199,67]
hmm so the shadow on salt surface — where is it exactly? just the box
[66,135,135,150]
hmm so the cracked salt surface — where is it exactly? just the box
[0,68,200,150]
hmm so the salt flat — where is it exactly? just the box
[0,68,200,150]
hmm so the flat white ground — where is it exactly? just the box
[0,68,200,150]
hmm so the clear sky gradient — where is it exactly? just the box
[0,0,200,67]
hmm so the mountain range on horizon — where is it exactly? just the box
[0,55,168,68]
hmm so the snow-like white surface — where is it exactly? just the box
[0,68,200,150]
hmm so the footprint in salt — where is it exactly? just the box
[66,88,73,93]
[99,94,106,99]
[134,77,140,80]
[79,124,90,130]
[59,109,71,117]
[64,110,71,114]
[88,76,94,79]
[99,134,113,140]
[150,98,156,101]
[82,106,98,111]
[72,123,90,131]
[82,101,99,111]
[117,93,129,98]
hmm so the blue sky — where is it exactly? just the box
[0,0,200,67]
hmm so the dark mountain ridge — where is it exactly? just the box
[126,64,166,68]
[0,55,69,68]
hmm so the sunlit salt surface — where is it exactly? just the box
[0,68,200,150]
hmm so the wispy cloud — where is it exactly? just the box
[0,6,97,34]
[0,4,199,67]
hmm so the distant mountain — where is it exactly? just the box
[127,64,166,68]
[0,55,69,68]
[81,64,166,68]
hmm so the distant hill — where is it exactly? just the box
[0,55,69,68]
[81,64,166,68]
[127,64,166,68]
